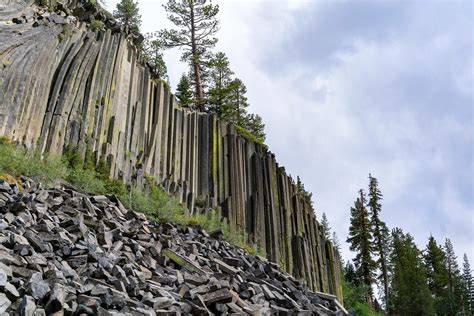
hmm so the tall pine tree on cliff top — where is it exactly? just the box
[207,52,234,116]
[159,0,219,111]
[347,189,376,304]
[321,212,331,240]
[176,74,193,107]
[367,174,391,310]
[113,0,141,33]
[143,32,167,79]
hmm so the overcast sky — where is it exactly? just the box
[106,0,473,265]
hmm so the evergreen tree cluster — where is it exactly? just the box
[113,0,266,143]
[344,174,474,315]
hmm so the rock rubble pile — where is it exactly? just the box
[0,177,346,315]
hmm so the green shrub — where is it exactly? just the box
[194,195,207,208]
[118,182,185,224]
[235,125,266,147]
[105,178,127,195]
[66,168,106,194]
[186,209,265,256]
[96,156,110,179]
[90,19,105,30]
[342,279,383,315]
[0,143,68,185]
[64,144,83,169]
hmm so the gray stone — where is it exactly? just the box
[27,272,50,300]
[16,295,36,316]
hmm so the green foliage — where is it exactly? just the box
[367,174,390,308]
[194,195,207,208]
[321,212,331,240]
[143,32,167,79]
[58,23,72,43]
[443,238,464,314]
[64,144,83,169]
[388,228,433,315]
[235,125,265,146]
[113,0,141,33]
[424,236,450,314]
[66,167,106,194]
[90,19,105,30]
[347,189,377,302]
[83,141,95,170]
[461,254,474,314]
[0,143,68,186]
[186,209,264,257]
[240,113,266,143]
[176,74,193,107]
[105,178,127,196]
[342,279,383,316]
[295,175,313,206]
[207,52,234,115]
[95,156,110,179]
[160,0,220,109]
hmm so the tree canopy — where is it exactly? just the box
[113,0,141,33]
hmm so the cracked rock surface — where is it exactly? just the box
[0,177,346,315]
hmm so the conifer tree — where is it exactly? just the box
[344,261,359,285]
[242,113,266,142]
[143,33,167,79]
[367,174,390,309]
[461,254,474,314]
[225,78,249,125]
[159,0,219,111]
[444,238,463,314]
[424,235,450,314]
[347,189,376,304]
[389,228,433,315]
[207,52,233,115]
[176,74,193,107]
[113,0,141,33]
[321,212,331,240]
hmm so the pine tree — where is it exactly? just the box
[461,254,474,314]
[389,228,433,315]
[242,113,265,143]
[346,189,376,304]
[159,0,219,111]
[444,238,463,314]
[367,174,391,310]
[176,74,193,107]
[344,261,359,285]
[113,0,141,33]
[225,78,249,125]
[424,235,450,314]
[321,212,331,240]
[143,32,167,79]
[207,52,234,115]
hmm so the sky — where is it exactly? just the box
[105,0,473,266]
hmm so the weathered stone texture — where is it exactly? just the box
[0,0,343,301]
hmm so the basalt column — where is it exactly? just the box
[0,0,342,301]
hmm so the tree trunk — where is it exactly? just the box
[189,1,204,111]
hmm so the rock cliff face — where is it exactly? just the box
[0,0,342,300]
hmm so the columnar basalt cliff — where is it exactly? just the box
[0,0,342,301]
